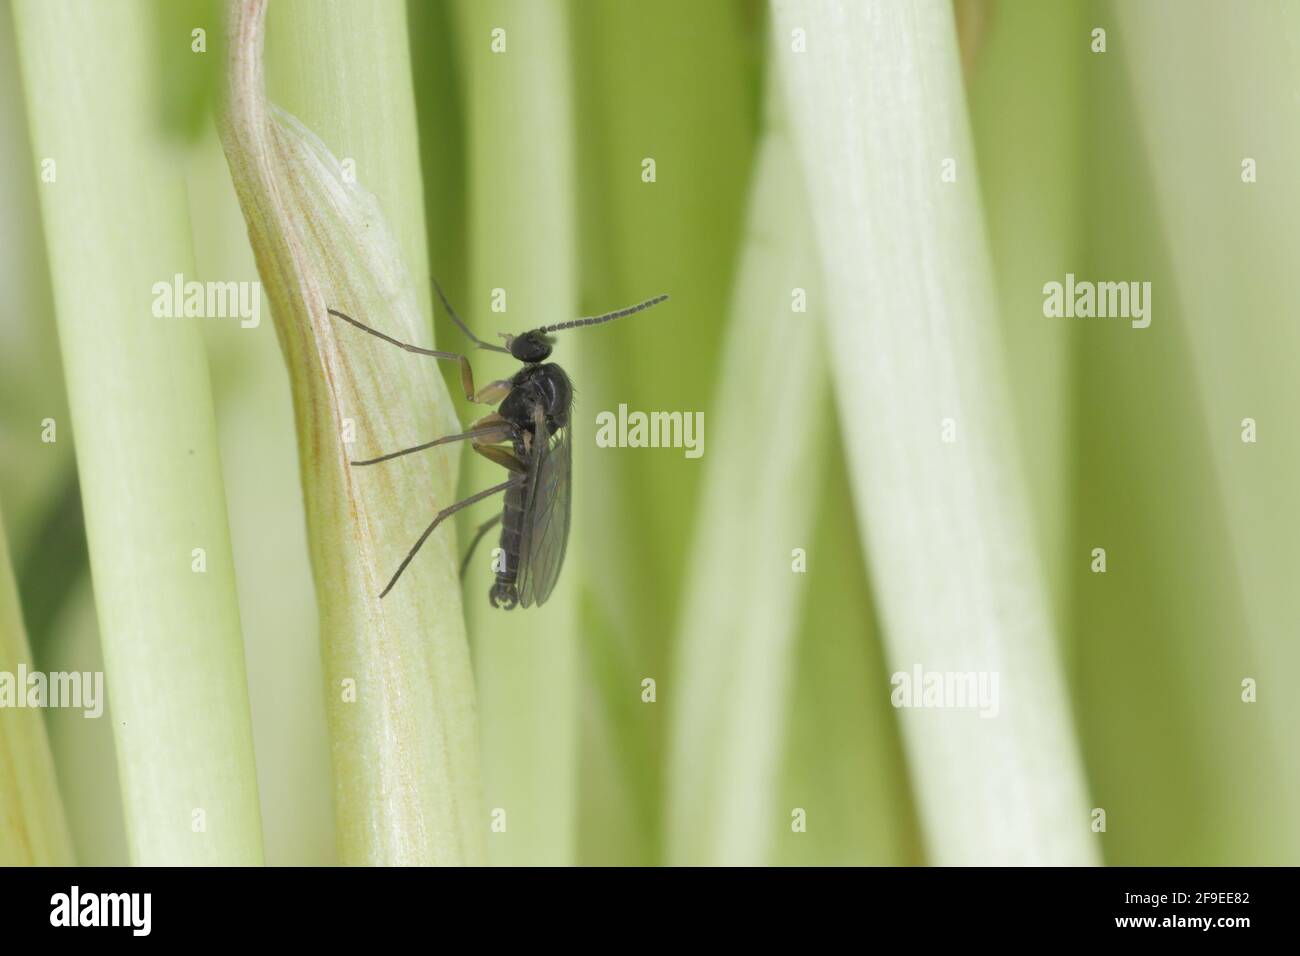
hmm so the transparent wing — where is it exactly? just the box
[517,406,572,609]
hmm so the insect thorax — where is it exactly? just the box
[501,362,572,433]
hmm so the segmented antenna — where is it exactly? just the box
[535,294,670,335]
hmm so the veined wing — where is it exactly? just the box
[517,404,572,609]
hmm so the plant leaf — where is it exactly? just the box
[219,0,482,865]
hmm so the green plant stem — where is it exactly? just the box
[771,0,1096,865]
[186,127,337,865]
[220,0,482,864]
[453,0,579,866]
[0,9,72,561]
[0,508,75,866]
[1105,0,1300,861]
[38,578,129,865]
[567,0,758,865]
[665,87,828,865]
[12,0,263,865]
[775,443,926,866]
[967,0,1083,621]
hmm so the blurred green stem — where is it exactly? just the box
[1112,0,1300,858]
[566,0,757,865]
[13,0,264,865]
[454,0,579,866]
[665,84,827,866]
[771,0,1096,864]
[0,508,74,866]
[967,0,1082,622]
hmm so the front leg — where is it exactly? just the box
[327,306,507,406]
[470,377,513,405]
[452,356,511,406]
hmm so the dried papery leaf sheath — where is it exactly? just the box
[220,0,482,865]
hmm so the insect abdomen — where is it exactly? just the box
[490,480,526,609]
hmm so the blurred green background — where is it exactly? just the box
[1,0,1297,866]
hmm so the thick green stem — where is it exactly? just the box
[771,0,1096,865]
[219,0,482,864]
[13,0,264,865]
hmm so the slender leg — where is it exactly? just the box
[328,307,501,405]
[351,421,514,467]
[379,474,528,599]
[459,513,504,578]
